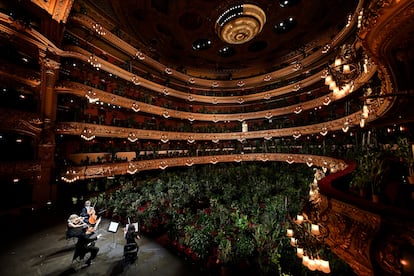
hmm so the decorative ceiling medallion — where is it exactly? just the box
[215,4,266,45]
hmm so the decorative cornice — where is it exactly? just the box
[60,153,346,180]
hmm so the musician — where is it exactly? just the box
[73,230,100,266]
[67,214,94,238]
[80,200,92,223]
[125,223,141,244]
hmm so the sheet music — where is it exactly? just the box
[108,221,119,233]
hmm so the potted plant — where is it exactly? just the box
[397,137,414,184]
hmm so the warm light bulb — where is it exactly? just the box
[343,64,351,74]
[296,215,304,224]
[334,57,342,67]
[296,247,304,258]
[324,75,332,85]
[286,229,293,237]
[311,224,320,235]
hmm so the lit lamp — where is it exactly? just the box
[286,229,294,237]
[311,224,320,236]
[296,247,304,258]
[321,260,331,273]
[296,215,304,224]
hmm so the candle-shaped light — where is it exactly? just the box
[324,75,332,85]
[302,255,310,267]
[296,247,304,258]
[321,260,331,273]
[296,215,304,224]
[343,64,351,74]
[334,57,342,67]
[311,224,320,236]
[286,228,293,237]
[308,258,317,271]
[290,237,297,247]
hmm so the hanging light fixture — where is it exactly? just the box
[322,44,361,98]
[286,169,331,274]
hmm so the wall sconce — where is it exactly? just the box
[164,67,172,74]
[127,163,138,174]
[131,75,140,85]
[131,102,140,112]
[292,83,301,91]
[293,131,301,139]
[81,127,95,141]
[294,106,303,114]
[92,22,106,36]
[87,54,101,70]
[265,111,273,119]
[237,80,245,87]
[210,157,218,164]
[342,120,350,132]
[61,170,80,183]
[135,50,145,60]
[320,127,328,136]
[162,110,170,118]
[322,96,331,106]
[85,89,99,103]
[128,132,138,142]
[159,161,168,170]
[161,135,169,143]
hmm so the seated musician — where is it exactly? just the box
[67,214,94,239]
[80,200,92,223]
[73,229,100,266]
[87,207,101,228]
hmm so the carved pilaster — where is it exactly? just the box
[39,56,60,123]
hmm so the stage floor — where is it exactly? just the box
[0,211,199,276]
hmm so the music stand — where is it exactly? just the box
[107,221,119,248]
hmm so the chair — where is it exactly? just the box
[123,242,138,264]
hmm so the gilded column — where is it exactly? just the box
[33,54,60,207]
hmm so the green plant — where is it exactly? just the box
[397,137,414,176]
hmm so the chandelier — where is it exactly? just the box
[286,168,331,273]
[323,44,361,99]
[215,4,266,45]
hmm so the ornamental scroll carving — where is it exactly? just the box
[320,196,381,276]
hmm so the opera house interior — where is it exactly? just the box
[0,0,414,275]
